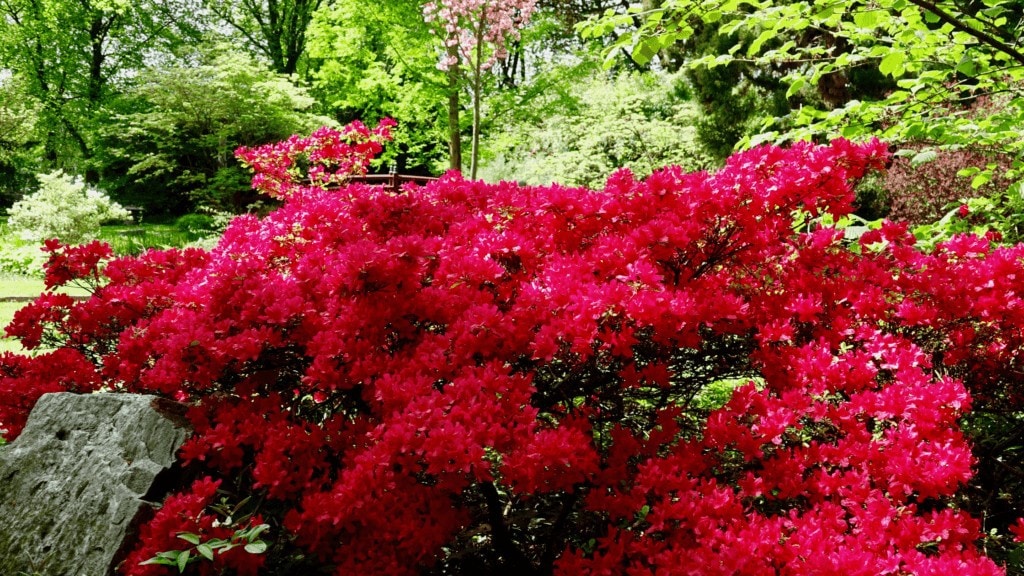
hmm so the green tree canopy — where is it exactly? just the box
[306,0,452,173]
[584,0,1024,182]
[480,69,711,186]
[94,47,332,214]
[0,0,202,170]
[203,0,324,75]
[0,73,42,201]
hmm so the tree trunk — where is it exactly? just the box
[447,43,462,172]
[88,18,106,106]
[470,24,484,180]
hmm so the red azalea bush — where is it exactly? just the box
[2,120,1023,574]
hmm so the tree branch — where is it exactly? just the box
[539,489,581,575]
[481,481,535,574]
[905,0,1024,67]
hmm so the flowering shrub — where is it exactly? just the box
[234,119,395,199]
[7,170,130,244]
[2,121,1023,574]
[125,477,267,576]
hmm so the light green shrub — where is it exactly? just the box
[0,244,44,277]
[479,71,713,187]
[7,171,131,245]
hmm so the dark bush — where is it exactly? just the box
[174,213,218,240]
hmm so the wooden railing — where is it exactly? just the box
[330,173,438,193]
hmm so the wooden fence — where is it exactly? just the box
[332,173,438,193]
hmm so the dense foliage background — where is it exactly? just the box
[1,0,1024,574]
[1,0,1018,222]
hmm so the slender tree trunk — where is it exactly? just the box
[87,17,106,107]
[447,43,462,172]
[470,24,484,180]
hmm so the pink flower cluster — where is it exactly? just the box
[235,119,396,200]
[2,122,1022,574]
[423,0,537,70]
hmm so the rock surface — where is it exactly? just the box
[0,392,191,576]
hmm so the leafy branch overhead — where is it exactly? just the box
[582,0,1024,181]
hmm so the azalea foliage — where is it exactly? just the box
[2,120,1023,574]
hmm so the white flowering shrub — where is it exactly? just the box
[7,171,131,245]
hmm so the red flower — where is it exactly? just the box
[6,129,1017,575]
[1011,518,1024,543]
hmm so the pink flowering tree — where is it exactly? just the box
[2,120,1024,573]
[422,0,538,179]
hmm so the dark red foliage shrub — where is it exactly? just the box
[884,147,1013,224]
[2,120,1022,574]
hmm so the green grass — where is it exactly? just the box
[0,276,46,296]
[0,301,26,354]
[0,275,92,355]
[0,275,91,298]
[98,223,191,255]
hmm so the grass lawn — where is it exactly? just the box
[0,301,26,354]
[98,223,190,254]
[0,275,92,298]
[0,275,92,354]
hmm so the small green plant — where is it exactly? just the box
[140,523,270,573]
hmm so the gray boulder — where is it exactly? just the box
[0,392,191,576]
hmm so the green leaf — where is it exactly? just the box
[197,543,215,561]
[633,40,658,64]
[206,538,231,548]
[177,532,201,546]
[140,551,180,567]
[748,29,776,56]
[176,549,191,573]
[246,523,271,539]
[853,10,878,28]
[711,54,734,68]
[879,51,906,77]
[786,77,806,98]
[971,172,991,189]
[910,150,937,166]
[244,540,269,554]
[841,124,865,137]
